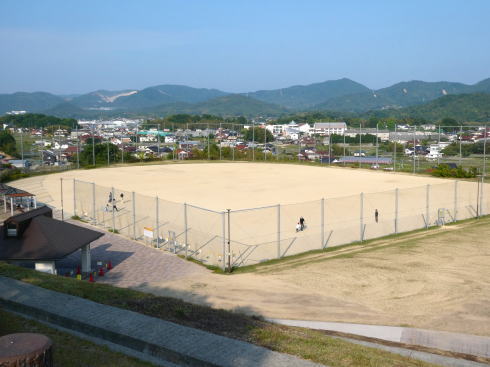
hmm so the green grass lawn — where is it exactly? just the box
[0,262,443,367]
[0,309,156,367]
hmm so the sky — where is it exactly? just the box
[1,0,489,95]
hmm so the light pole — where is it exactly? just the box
[358,124,362,168]
[92,123,96,167]
[393,124,397,172]
[252,122,255,161]
[483,125,487,178]
[343,131,346,167]
[375,122,379,168]
[412,125,416,174]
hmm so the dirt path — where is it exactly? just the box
[141,217,490,337]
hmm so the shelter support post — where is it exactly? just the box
[81,244,91,273]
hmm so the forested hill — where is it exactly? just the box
[369,93,490,122]
[0,113,78,128]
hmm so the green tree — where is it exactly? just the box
[243,127,274,143]
[79,143,123,166]
[440,117,460,132]
[0,130,17,156]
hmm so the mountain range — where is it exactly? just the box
[1,78,489,120]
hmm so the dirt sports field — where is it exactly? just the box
[12,162,490,335]
[11,162,474,211]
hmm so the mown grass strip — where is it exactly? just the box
[0,262,442,367]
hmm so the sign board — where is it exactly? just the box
[144,226,154,238]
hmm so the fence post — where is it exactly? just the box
[184,203,188,259]
[482,176,485,216]
[426,184,430,229]
[277,204,281,259]
[222,211,226,272]
[73,179,76,217]
[132,191,136,240]
[360,192,364,241]
[155,196,159,248]
[60,177,65,220]
[394,188,398,234]
[111,187,115,232]
[454,181,458,221]
[227,209,231,272]
[92,182,96,225]
[321,198,325,249]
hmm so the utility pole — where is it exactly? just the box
[393,124,397,172]
[92,123,96,167]
[359,124,362,168]
[413,125,416,174]
[252,122,255,161]
[375,122,379,168]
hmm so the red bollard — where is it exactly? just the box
[98,267,105,277]
[89,273,95,283]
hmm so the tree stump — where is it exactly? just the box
[0,333,53,367]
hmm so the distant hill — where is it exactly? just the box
[70,89,138,108]
[313,79,490,113]
[371,93,490,122]
[144,94,288,117]
[111,84,229,109]
[2,78,490,118]
[42,102,94,119]
[0,92,64,114]
[0,113,78,128]
[248,78,370,109]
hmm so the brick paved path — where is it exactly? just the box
[58,221,207,288]
[0,277,326,367]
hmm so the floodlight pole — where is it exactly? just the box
[92,124,96,167]
[483,125,487,178]
[343,132,346,167]
[393,124,397,172]
[76,124,80,169]
[376,123,379,168]
[252,122,255,161]
[207,122,210,160]
[459,125,463,167]
[437,125,441,165]
[328,133,331,166]
[219,122,222,160]
[412,125,416,174]
[359,124,362,168]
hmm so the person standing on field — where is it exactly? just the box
[375,209,379,223]
[299,216,305,231]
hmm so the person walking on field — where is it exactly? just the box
[299,216,305,231]
[375,209,379,223]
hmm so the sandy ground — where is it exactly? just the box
[13,162,460,212]
[144,218,490,337]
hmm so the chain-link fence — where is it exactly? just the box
[71,178,488,269]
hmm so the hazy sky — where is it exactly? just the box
[1,0,489,94]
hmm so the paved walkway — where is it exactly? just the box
[270,319,490,360]
[0,277,325,367]
[58,220,208,288]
